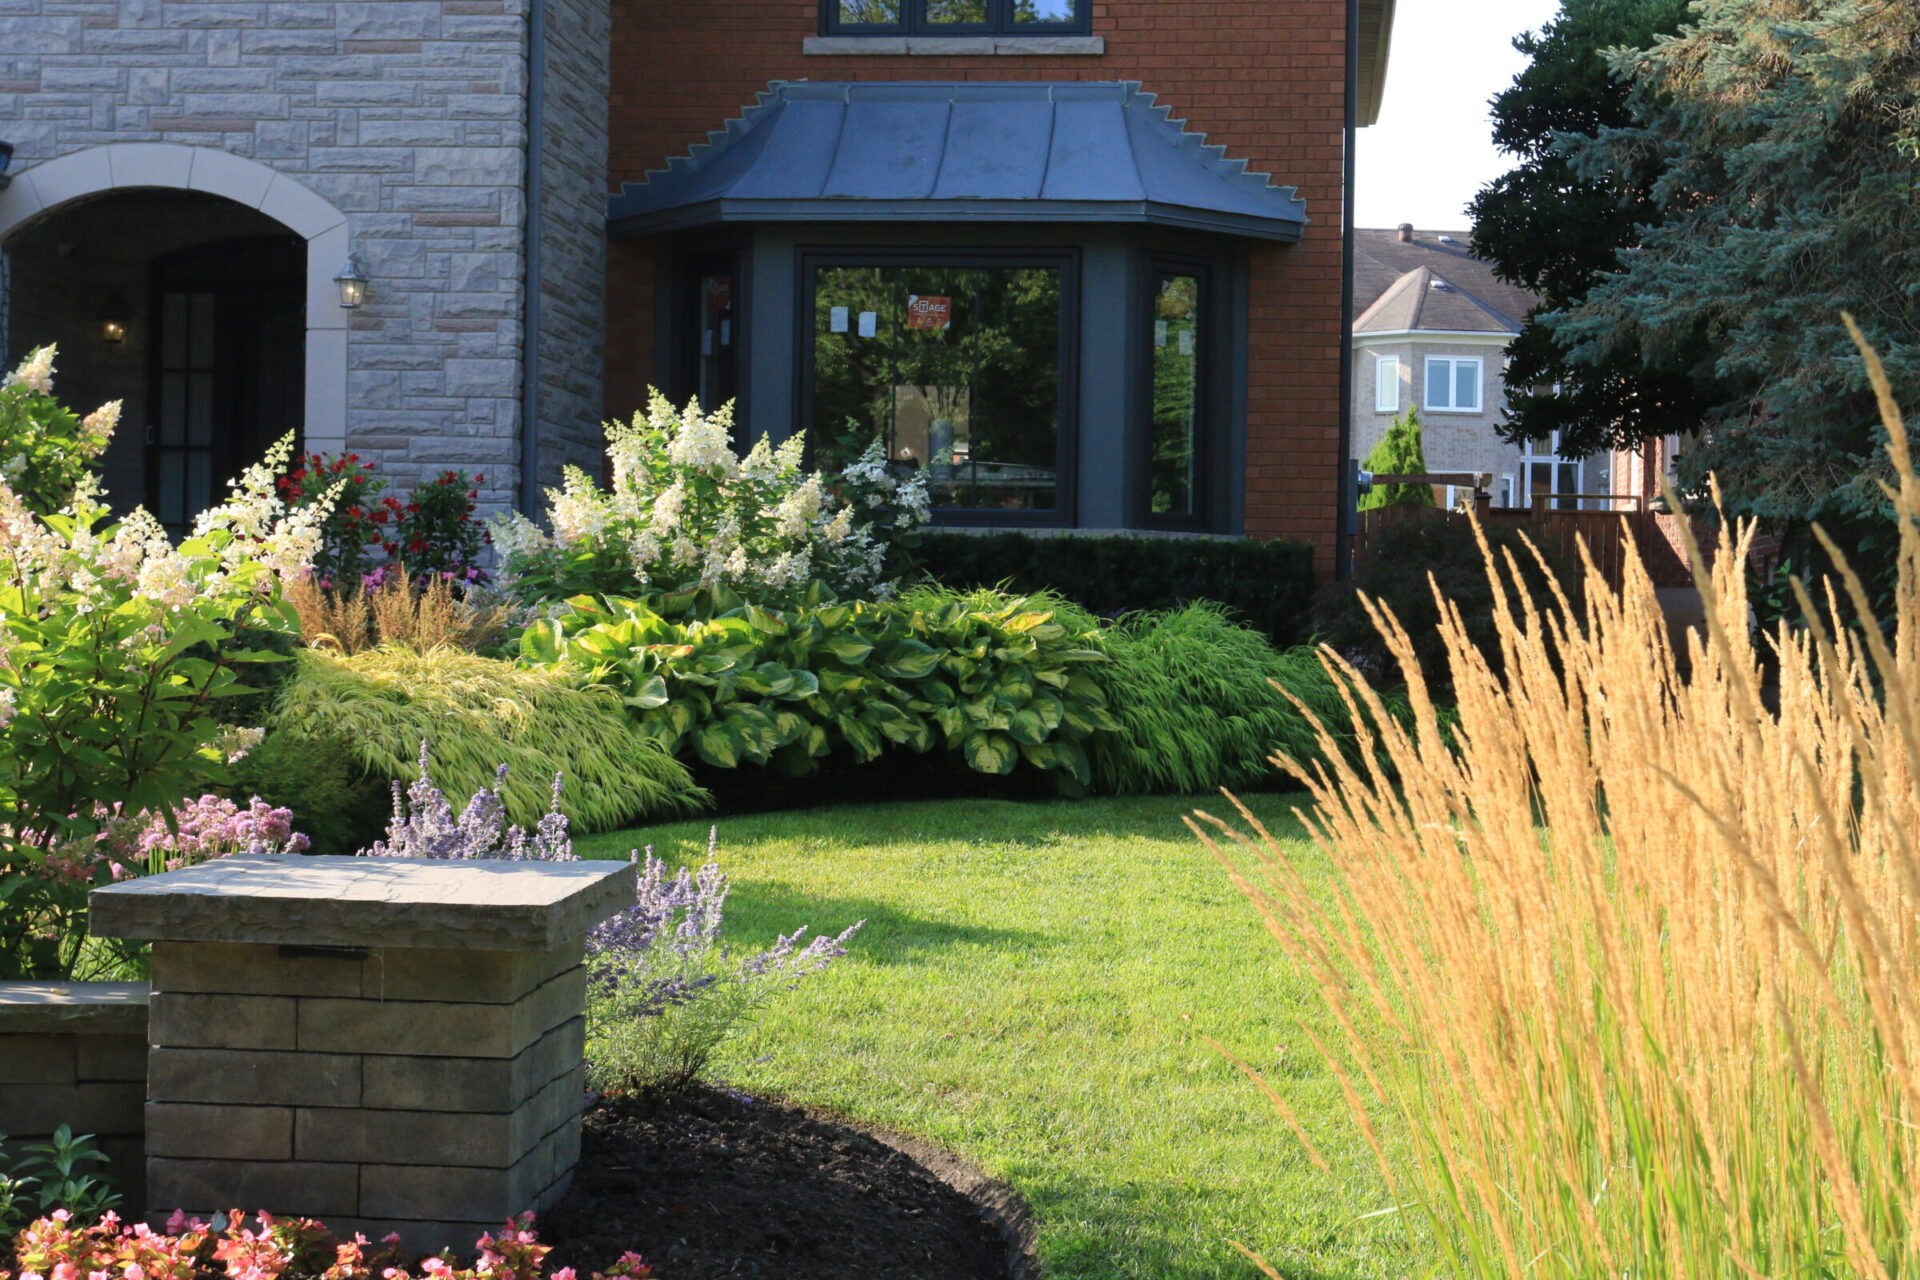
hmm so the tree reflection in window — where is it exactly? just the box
[1150,272,1202,519]
[812,264,1063,514]
[837,0,901,23]
[926,0,987,22]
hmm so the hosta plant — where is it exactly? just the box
[492,393,928,609]
[519,583,1118,786]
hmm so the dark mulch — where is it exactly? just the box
[541,1087,1020,1280]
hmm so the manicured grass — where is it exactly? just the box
[579,795,1417,1280]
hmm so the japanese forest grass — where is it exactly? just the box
[265,646,706,831]
[1089,602,1399,795]
[1197,323,1920,1278]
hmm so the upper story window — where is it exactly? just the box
[1374,354,1401,413]
[825,0,1091,36]
[1424,355,1483,413]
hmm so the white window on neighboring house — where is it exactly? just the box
[1424,356,1484,412]
[1521,431,1584,511]
[1374,355,1401,413]
[1498,474,1516,508]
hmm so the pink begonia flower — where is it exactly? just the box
[51,1210,72,1223]
[383,1234,403,1245]
[124,1265,145,1280]
[551,1269,577,1280]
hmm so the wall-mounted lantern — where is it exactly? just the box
[0,141,14,192]
[333,256,367,309]
[99,292,129,345]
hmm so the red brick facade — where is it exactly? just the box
[604,1,1352,575]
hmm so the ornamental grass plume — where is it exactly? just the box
[1194,317,1920,1278]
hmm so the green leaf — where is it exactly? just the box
[694,722,740,769]
[961,730,1017,775]
[875,638,941,680]
[822,635,874,664]
[622,673,671,710]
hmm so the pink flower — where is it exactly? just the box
[124,1265,146,1280]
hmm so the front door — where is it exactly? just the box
[148,236,305,529]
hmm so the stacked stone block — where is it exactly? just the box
[90,854,635,1251]
[0,982,149,1211]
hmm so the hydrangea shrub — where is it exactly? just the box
[492,394,928,609]
[0,350,327,978]
[0,346,117,517]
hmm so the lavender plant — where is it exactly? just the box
[358,744,861,1092]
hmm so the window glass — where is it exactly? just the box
[812,263,1063,514]
[926,0,987,22]
[1454,360,1480,411]
[1014,0,1078,20]
[1149,272,1201,518]
[1375,355,1399,412]
[837,0,902,22]
[694,269,737,413]
[1424,358,1448,409]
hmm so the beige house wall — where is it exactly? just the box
[1351,333,1613,508]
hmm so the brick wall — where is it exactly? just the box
[603,0,1352,573]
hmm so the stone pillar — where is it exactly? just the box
[90,855,634,1253]
[0,982,150,1210]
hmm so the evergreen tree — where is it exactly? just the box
[1532,0,1920,522]
[1358,409,1436,511]
[1470,0,1705,465]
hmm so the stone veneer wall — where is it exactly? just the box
[0,982,150,1213]
[531,0,610,487]
[0,0,611,507]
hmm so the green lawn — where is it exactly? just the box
[578,795,1417,1280]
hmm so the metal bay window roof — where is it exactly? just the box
[607,81,1309,242]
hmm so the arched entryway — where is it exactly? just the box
[0,145,349,522]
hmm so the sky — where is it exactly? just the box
[1354,0,1564,233]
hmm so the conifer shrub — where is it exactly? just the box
[1356,408,1435,510]
[263,647,706,832]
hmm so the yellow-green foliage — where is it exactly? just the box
[1197,321,1920,1278]
[1089,603,1379,795]
[267,646,705,832]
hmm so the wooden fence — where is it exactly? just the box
[1352,496,1718,593]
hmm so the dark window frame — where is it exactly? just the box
[1138,252,1227,532]
[821,0,1091,37]
[672,248,749,420]
[796,244,1082,529]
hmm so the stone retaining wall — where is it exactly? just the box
[0,981,150,1212]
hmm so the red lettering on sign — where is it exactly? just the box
[905,295,952,330]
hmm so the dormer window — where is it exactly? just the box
[825,0,1090,36]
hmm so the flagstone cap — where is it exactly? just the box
[90,856,638,952]
[0,981,149,1034]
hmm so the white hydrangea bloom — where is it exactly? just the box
[490,511,554,565]
[773,474,822,537]
[666,400,737,474]
[80,401,122,448]
[4,346,55,396]
[649,479,687,534]
[0,687,15,729]
[549,467,609,544]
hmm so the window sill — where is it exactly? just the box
[803,35,1105,56]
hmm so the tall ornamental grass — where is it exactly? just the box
[1197,321,1920,1278]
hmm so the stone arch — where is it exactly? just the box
[0,144,349,453]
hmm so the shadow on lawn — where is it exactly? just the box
[717,879,1050,967]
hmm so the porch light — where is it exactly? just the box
[99,292,128,345]
[0,141,13,192]
[333,256,367,309]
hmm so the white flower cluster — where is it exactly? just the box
[2,346,55,397]
[492,393,930,606]
[0,431,329,616]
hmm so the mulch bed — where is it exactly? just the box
[541,1086,1022,1280]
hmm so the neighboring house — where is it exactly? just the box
[0,0,1399,575]
[1350,223,1610,510]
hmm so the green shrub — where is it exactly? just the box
[227,729,391,856]
[1088,604,1379,795]
[1314,515,1580,695]
[264,647,706,832]
[519,583,1118,788]
[914,530,1316,648]
[1358,408,1436,511]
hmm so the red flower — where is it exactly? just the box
[407,503,421,514]
[474,474,486,483]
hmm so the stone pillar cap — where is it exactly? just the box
[90,856,637,952]
[0,981,149,1034]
